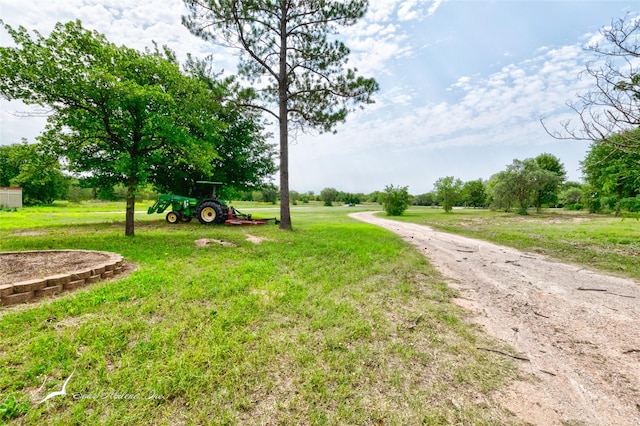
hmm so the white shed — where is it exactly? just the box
[0,187,22,208]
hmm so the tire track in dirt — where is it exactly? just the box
[351,211,640,426]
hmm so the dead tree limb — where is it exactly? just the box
[608,292,636,299]
[576,287,636,298]
[408,315,422,330]
[476,347,530,362]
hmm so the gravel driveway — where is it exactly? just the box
[351,211,640,426]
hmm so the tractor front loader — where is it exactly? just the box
[147,181,279,226]
[147,194,197,224]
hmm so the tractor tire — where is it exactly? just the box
[197,201,222,224]
[166,211,181,224]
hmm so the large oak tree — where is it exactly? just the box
[151,55,278,197]
[182,0,379,229]
[489,159,561,214]
[532,153,566,211]
[0,20,229,236]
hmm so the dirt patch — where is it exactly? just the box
[245,234,272,244]
[0,251,112,284]
[10,230,47,237]
[194,238,238,248]
[350,212,640,426]
[194,235,271,247]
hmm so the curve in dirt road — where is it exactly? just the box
[351,211,640,426]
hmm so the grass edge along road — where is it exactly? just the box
[0,203,520,425]
[390,206,640,282]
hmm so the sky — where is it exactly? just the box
[1,0,640,194]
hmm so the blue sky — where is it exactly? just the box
[1,0,639,194]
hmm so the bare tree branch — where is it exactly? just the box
[543,14,640,152]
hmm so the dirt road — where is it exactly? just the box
[350,212,640,426]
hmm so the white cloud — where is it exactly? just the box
[366,0,439,23]
[366,0,403,22]
[0,0,216,64]
[347,0,444,75]
[346,32,411,75]
[427,0,443,17]
[397,0,420,21]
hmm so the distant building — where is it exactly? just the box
[0,187,22,208]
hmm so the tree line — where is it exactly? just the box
[0,136,274,207]
[380,143,640,217]
[4,139,639,219]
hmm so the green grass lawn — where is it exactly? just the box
[390,207,640,281]
[0,203,518,425]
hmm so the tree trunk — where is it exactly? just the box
[125,184,136,237]
[615,181,623,217]
[278,4,292,230]
[279,119,291,230]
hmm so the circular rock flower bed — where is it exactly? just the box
[0,250,125,306]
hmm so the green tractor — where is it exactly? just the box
[148,181,277,225]
[147,181,227,224]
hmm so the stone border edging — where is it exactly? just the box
[0,250,124,306]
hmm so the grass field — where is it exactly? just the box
[0,202,519,425]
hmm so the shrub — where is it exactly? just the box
[289,190,300,205]
[619,196,640,213]
[66,185,94,203]
[379,184,410,216]
[320,187,338,206]
[262,186,278,204]
[588,197,602,213]
[559,187,582,210]
[564,203,583,211]
[413,192,436,206]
